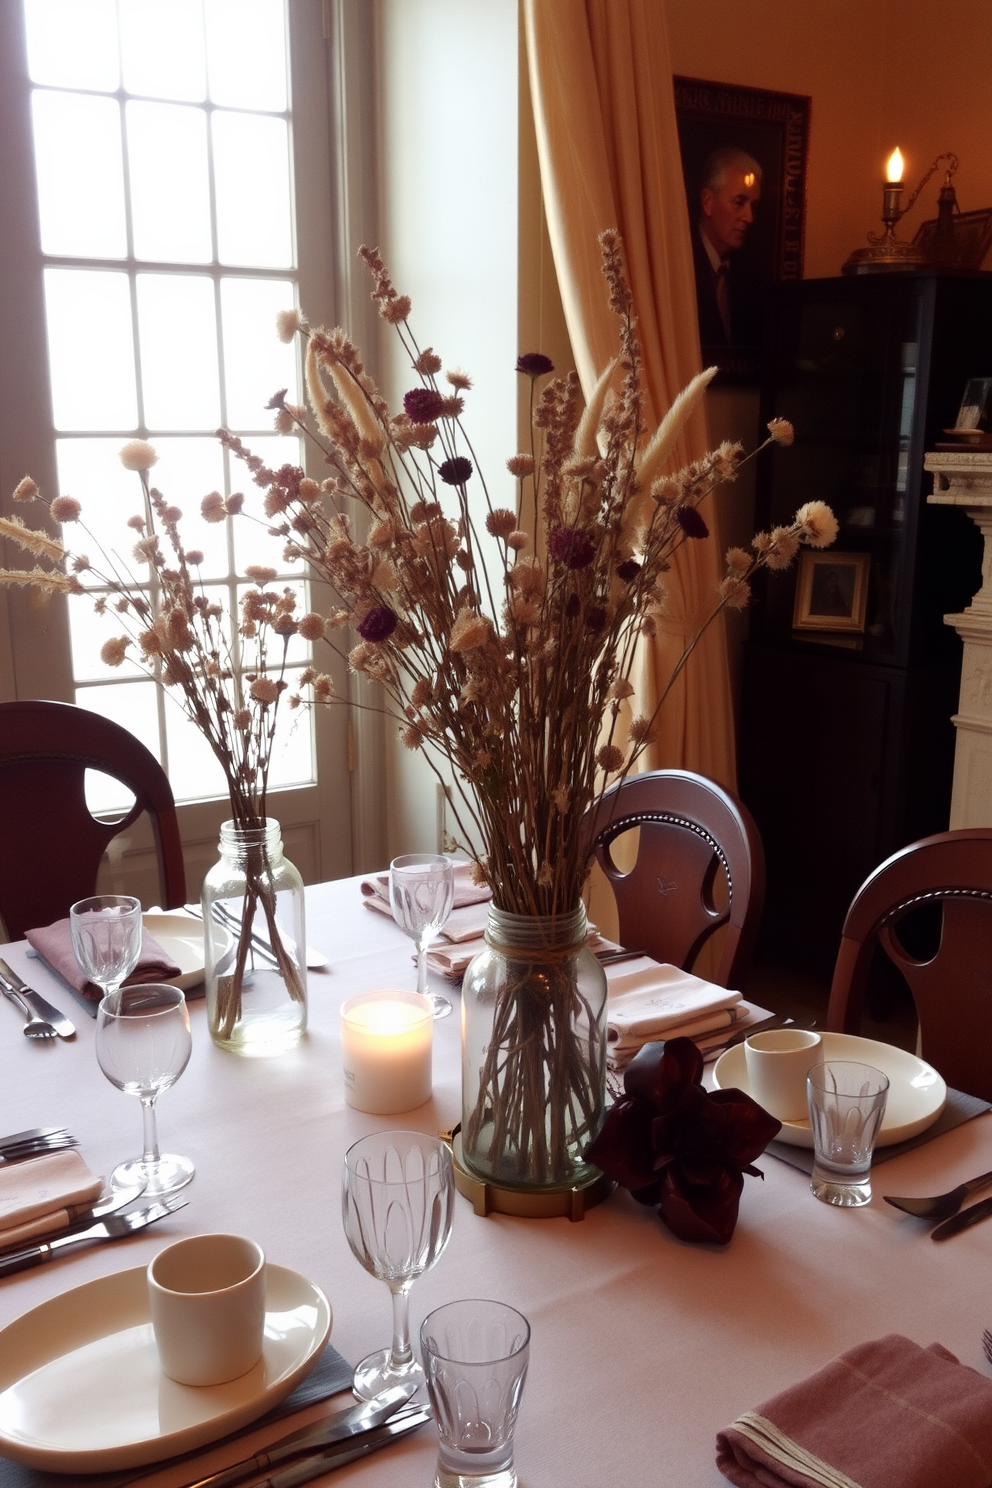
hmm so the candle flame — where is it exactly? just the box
[886,148,904,183]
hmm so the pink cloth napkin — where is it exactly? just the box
[716,1334,992,1488]
[0,1149,104,1249]
[26,917,182,1000]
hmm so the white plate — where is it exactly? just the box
[712,1032,946,1148]
[143,912,228,994]
[0,1262,332,1472]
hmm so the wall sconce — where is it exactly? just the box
[843,151,959,274]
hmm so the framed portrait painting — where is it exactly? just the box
[674,77,811,380]
[793,551,870,634]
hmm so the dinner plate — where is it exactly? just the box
[143,912,229,994]
[0,1262,332,1472]
[712,1032,946,1148]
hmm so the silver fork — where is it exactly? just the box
[0,1131,78,1163]
[0,982,57,1039]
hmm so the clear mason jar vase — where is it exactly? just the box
[201,818,307,1057]
[461,904,608,1192]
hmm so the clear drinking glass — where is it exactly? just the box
[95,983,195,1196]
[342,1130,454,1400]
[69,894,143,999]
[421,1299,531,1488]
[389,854,455,1019]
[807,1060,889,1207]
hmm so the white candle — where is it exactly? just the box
[341,990,433,1114]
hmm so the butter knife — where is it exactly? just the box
[931,1193,992,1241]
[0,959,75,1039]
[0,1178,147,1253]
[259,1408,432,1488]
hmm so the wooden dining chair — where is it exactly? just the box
[0,699,186,941]
[826,829,992,1101]
[581,769,765,988]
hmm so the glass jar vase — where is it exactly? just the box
[202,818,307,1057]
[461,904,608,1192]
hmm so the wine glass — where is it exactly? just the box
[70,895,143,1000]
[95,983,195,1196]
[389,854,455,1019]
[342,1130,454,1400]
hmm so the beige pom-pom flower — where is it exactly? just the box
[486,509,518,539]
[446,369,472,391]
[402,724,423,750]
[767,418,794,446]
[186,549,204,566]
[765,527,800,570]
[450,606,492,653]
[795,501,838,549]
[245,564,278,586]
[250,677,279,704]
[13,477,38,503]
[201,491,226,524]
[596,743,625,774]
[51,496,81,523]
[719,575,752,609]
[313,673,334,701]
[276,308,305,343]
[100,636,130,668]
[506,454,535,478]
[119,440,158,472]
[414,348,442,375]
[725,546,751,576]
[233,708,252,730]
[298,612,326,641]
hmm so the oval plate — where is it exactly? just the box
[712,1032,946,1148]
[143,913,231,995]
[0,1262,331,1472]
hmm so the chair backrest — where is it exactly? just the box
[0,700,186,941]
[581,769,765,988]
[826,829,992,1101]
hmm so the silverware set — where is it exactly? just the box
[0,1195,187,1277]
[0,960,75,1040]
[0,1126,78,1162]
[884,1167,992,1240]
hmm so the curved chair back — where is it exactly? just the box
[0,700,186,941]
[582,769,765,988]
[826,829,992,1100]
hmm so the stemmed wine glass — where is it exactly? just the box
[70,895,143,1000]
[95,983,195,1196]
[389,854,455,1019]
[342,1130,454,1400]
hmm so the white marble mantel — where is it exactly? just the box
[926,448,992,827]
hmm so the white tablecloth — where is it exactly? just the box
[2,875,992,1486]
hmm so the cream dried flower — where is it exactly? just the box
[506,454,535,478]
[119,440,158,472]
[449,606,492,653]
[13,477,38,503]
[446,369,472,390]
[276,308,305,343]
[100,636,130,667]
[245,565,278,586]
[298,612,326,641]
[726,547,751,576]
[485,509,518,540]
[796,501,839,549]
[596,743,625,774]
[765,527,800,570]
[767,418,795,446]
[719,575,752,609]
[250,677,279,704]
[201,491,226,523]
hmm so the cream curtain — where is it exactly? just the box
[522,0,737,790]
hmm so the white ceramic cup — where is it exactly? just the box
[744,1029,823,1122]
[147,1233,266,1387]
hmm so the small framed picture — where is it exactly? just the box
[954,377,992,432]
[793,551,870,633]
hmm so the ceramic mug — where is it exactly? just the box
[147,1233,266,1386]
[744,1029,823,1122]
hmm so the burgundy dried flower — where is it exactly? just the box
[586,1038,781,1245]
[675,504,709,539]
[403,388,445,424]
[515,352,554,378]
[584,605,607,633]
[616,559,641,582]
[438,456,473,486]
[547,526,596,569]
[357,605,398,642]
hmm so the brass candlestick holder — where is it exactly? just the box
[844,151,959,275]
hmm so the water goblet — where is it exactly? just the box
[342,1130,454,1400]
[70,894,143,1000]
[95,983,195,1196]
[389,854,455,1019]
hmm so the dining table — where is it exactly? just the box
[3,872,992,1487]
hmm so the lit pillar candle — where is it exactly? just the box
[341,990,433,1114]
[883,147,904,225]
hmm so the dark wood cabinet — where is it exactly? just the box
[739,272,992,966]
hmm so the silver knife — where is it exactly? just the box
[0,1178,147,1254]
[260,1409,432,1488]
[931,1193,992,1241]
[181,1385,418,1488]
[0,1196,186,1276]
[0,959,75,1038]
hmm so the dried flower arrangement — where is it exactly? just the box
[0,441,306,1036]
[211,230,836,1185]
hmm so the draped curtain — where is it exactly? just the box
[521,0,737,789]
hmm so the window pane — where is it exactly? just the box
[268,671,314,788]
[127,102,212,264]
[221,278,297,428]
[136,274,220,429]
[45,270,137,430]
[69,588,147,682]
[25,0,118,91]
[142,437,230,578]
[54,436,143,583]
[77,680,161,815]
[238,579,310,667]
[205,0,286,112]
[32,92,126,259]
[120,0,206,102]
[230,435,304,573]
[164,692,229,804]
[213,113,292,268]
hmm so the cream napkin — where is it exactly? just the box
[0,1149,104,1249]
[427,929,610,980]
[606,959,742,1050]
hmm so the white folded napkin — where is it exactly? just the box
[606,960,742,1044]
[361,861,493,943]
[427,929,610,980]
[0,1149,104,1248]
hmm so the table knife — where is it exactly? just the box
[0,1196,185,1275]
[931,1193,992,1241]
[259,1408,432,1488]
[0,1178,147,1254]
[0,959,75,1038]
[181,1386,418,1488]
